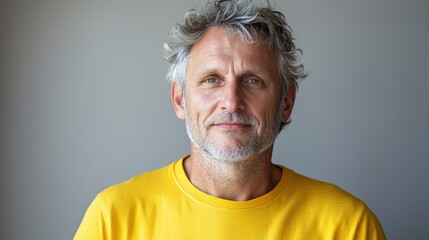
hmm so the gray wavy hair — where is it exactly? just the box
[163,0,306,94]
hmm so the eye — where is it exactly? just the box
[203,78,221,84]
[244,78,264,88]
[248,79,261,84]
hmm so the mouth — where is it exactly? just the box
[211,122,252,130]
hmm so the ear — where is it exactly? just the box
[281,84,297,123]
[171,81,186,120]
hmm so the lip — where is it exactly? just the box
[212,122,252,130]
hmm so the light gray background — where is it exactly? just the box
[1,0,428,239]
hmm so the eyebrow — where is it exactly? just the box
[191,61,272,80]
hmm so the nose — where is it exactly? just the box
[220,81,245,113]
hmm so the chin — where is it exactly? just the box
[203,144,258,163]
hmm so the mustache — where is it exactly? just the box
[205,112,259,127]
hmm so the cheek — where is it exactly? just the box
[186,93,217,120]
[253,102,281,126]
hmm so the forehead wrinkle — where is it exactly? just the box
[230,53,276,81]
[189,53,231,78]
[191,48,273,80]
[188,40,232,78]
[187,27,278,80]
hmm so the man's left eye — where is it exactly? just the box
[245,79,263,87]
[248,79,261,84]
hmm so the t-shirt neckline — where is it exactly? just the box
[172,156,292,210]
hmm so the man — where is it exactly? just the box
[75,0,386,239]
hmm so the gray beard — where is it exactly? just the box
[183,97,283,163]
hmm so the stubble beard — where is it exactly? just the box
[183,97,284,164]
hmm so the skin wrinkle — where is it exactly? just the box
[183,28,281,162]
[172,27,295,200]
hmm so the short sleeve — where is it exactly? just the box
[74,194,107,240]
[353,205,386,240]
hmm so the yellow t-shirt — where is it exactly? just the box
[74,157,386,239]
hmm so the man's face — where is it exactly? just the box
[172,27,295,162]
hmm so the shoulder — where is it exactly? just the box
[74,161,182,239]
[287,168,363,205]
[280,168,386,238]
[282,167,369,220]
[94,161,176,207]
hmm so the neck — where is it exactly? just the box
[183,145,282,201]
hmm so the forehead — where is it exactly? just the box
[186,27,279,77]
